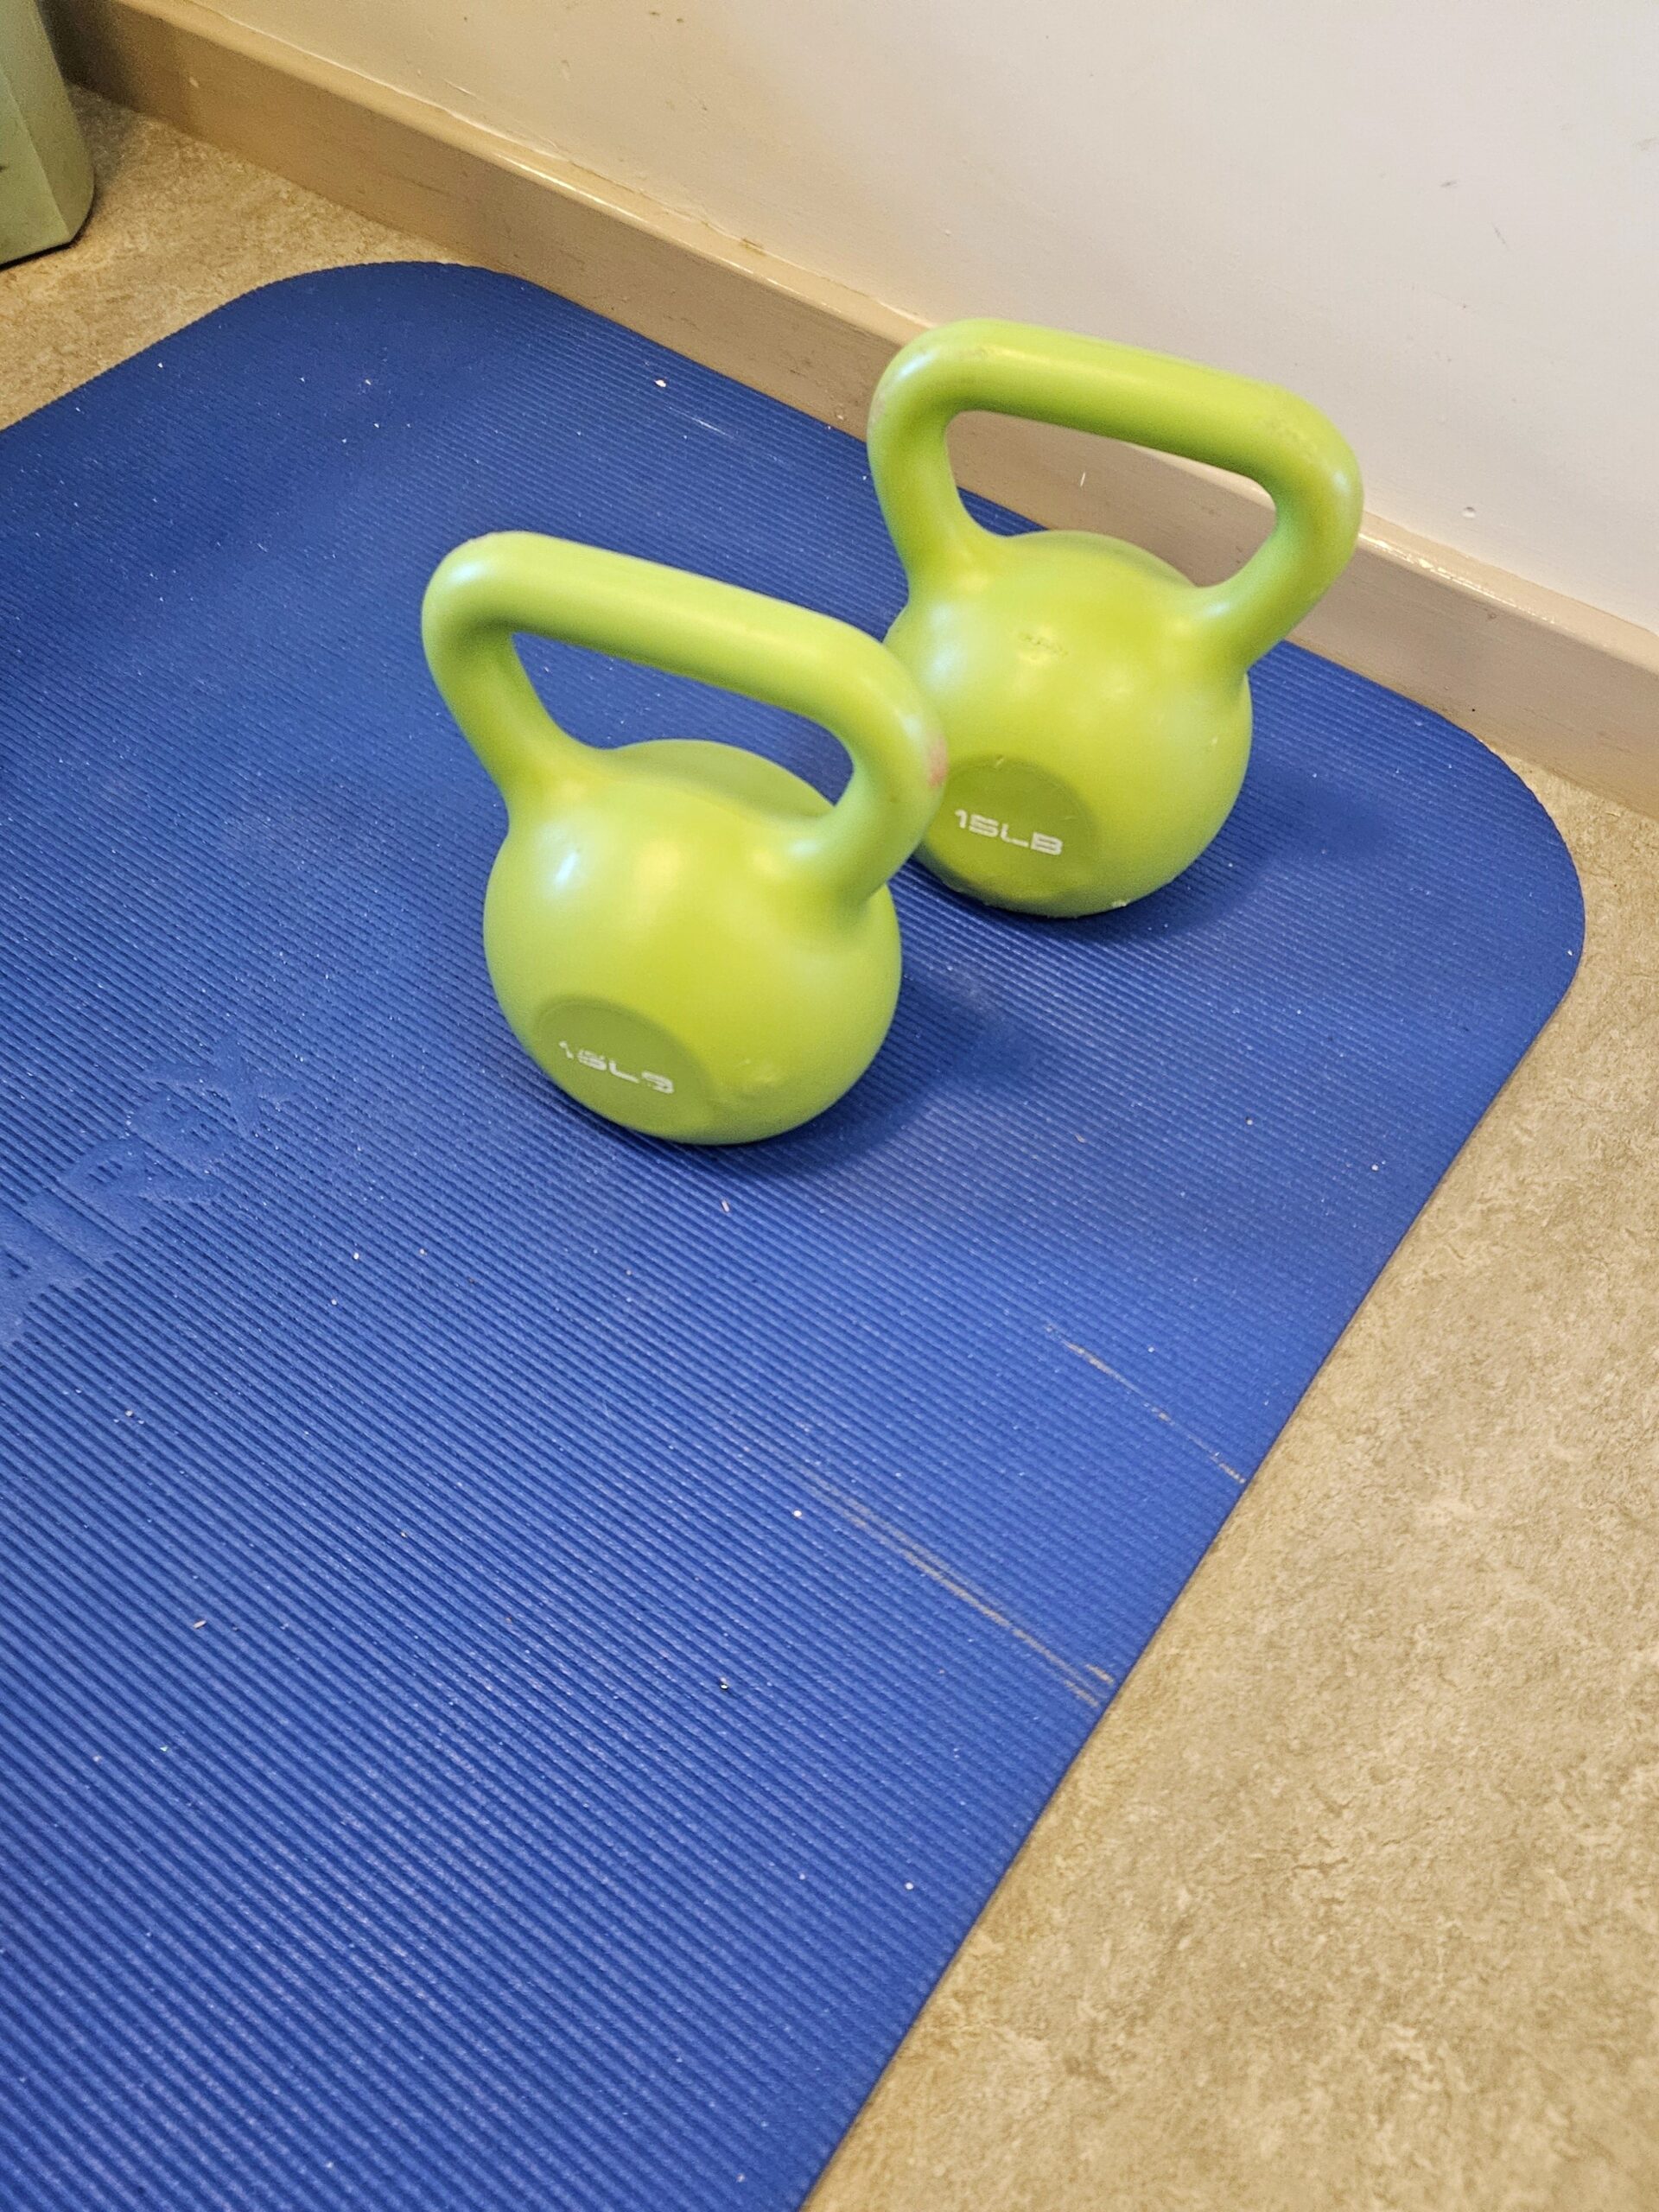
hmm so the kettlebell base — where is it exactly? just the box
[524,977,896,1147]
[533,1001,717,1140]
[531,995,880,1146]
[917,855,1128,918]
[919,758,1109,915]
[915,719,1250,917]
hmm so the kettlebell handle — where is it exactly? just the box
[422,532,942,909]
[868,319,1363,670]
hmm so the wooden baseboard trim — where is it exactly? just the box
[47,0,1659,817]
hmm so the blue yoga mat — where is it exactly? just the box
[0,265,1579,2210]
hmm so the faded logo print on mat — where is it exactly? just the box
[0,1046,278,1351]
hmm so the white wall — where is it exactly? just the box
[218,0,1656,630]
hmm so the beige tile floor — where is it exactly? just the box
[8,90,1658,2212]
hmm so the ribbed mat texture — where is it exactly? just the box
[0,265,1580,2210]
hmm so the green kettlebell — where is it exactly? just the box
[422,532,944,1144]
[868,319,1363,917]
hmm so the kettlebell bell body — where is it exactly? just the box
[868,320,1363,917]
[423,534,944,1144]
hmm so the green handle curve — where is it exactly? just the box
[868,318,1363,669]
[421,532,942,909]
